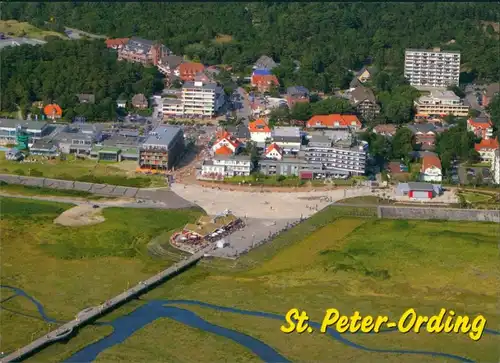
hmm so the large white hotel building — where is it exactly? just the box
[404,48,461,89]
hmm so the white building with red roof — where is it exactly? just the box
[474,138,499,163]
[248,119,271,143]
[212,131,241,155]
[467,117,494,140]
[420,153,442,182]
[264,143,283,160]
[306,114,362,131]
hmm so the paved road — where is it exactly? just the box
[64,27,107,40]
[235,87,252,125]
[0,246,214,363]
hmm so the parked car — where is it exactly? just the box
[466,168,476,176]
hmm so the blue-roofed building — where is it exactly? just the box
[139,126,185,170]
[253,69,272,76]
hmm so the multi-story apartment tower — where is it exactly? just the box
[303,132,368,176]
[139,126,184,170]
[404,48,460,89]
[163,79,225,117]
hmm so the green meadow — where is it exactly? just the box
[0,197,498,362]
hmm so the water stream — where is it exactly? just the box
[2,286,498,363]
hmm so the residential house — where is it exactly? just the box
[224,124,250,142]
[248,119,271,144]
[406,123,439,150]
[132,94,148,109]
[306,114,362,131]
[420,153,442,182]
[199,154,252,180]
[491,149,500,184]
[482,83,499,108]
[0,119,49,146]
[467,117,494,140]
[212,131,241,155]
[77,94,95,104]
[117,37,170,66]
[349,86,380,121]
[253,55,278,70]
[354,66,376,83]
[286,86,310,108]
[474,138,499,163]
[105,38,129,50]
[157,55,184,76]
[264,143,283,160]
[116,99,127,108]
[414,90,469,117]
[251,69,280,93]
[373,124,397,138]
[271,126,302,153]
[139,126,185,170]
[43,103,62,120]
[178,62,205,82]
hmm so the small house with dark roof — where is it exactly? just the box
[77,94,95,104]
[349,86,380,121]
[253,55,278,70]
[286,86,310,108]
[132,94,148,109]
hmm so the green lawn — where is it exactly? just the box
[1,199,498,362]
[0,153,166,188]
[0,20,66,40]
[0,197,202,355]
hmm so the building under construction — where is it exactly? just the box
[139,125,185,171]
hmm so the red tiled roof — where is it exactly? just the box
[215,145,234,155]
[306,114,361,128]
[251,74,279,87]
[248,119,271,133]
[474,138,499,151]
[467,118,493,129]
[265,143,283,155]
[105,38,129,48]
[215,131,241,149]
[43,103,62,117]
[179,62,205,81]
[421,154,442,171]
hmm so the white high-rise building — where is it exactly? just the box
[404,48,460,89]
[162,79,225,117]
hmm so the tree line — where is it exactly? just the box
[2,2,499,93]
[0,39,163,121]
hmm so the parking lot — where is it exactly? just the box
[457,165,492,185]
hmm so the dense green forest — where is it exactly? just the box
[2,2,499,93]
[0,40,163,121]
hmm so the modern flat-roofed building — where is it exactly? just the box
[0,119,49,146]
[303,132,368,176]
[404,48,460,89]
[140,126,184,170]
[50,124,102,155]
[162,79,225,117]
[414,90,469,117]
[259,156,322,178]
[271,127,302,153]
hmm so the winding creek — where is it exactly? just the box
[1,286,498,363]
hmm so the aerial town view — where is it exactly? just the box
[0,2,499,363]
